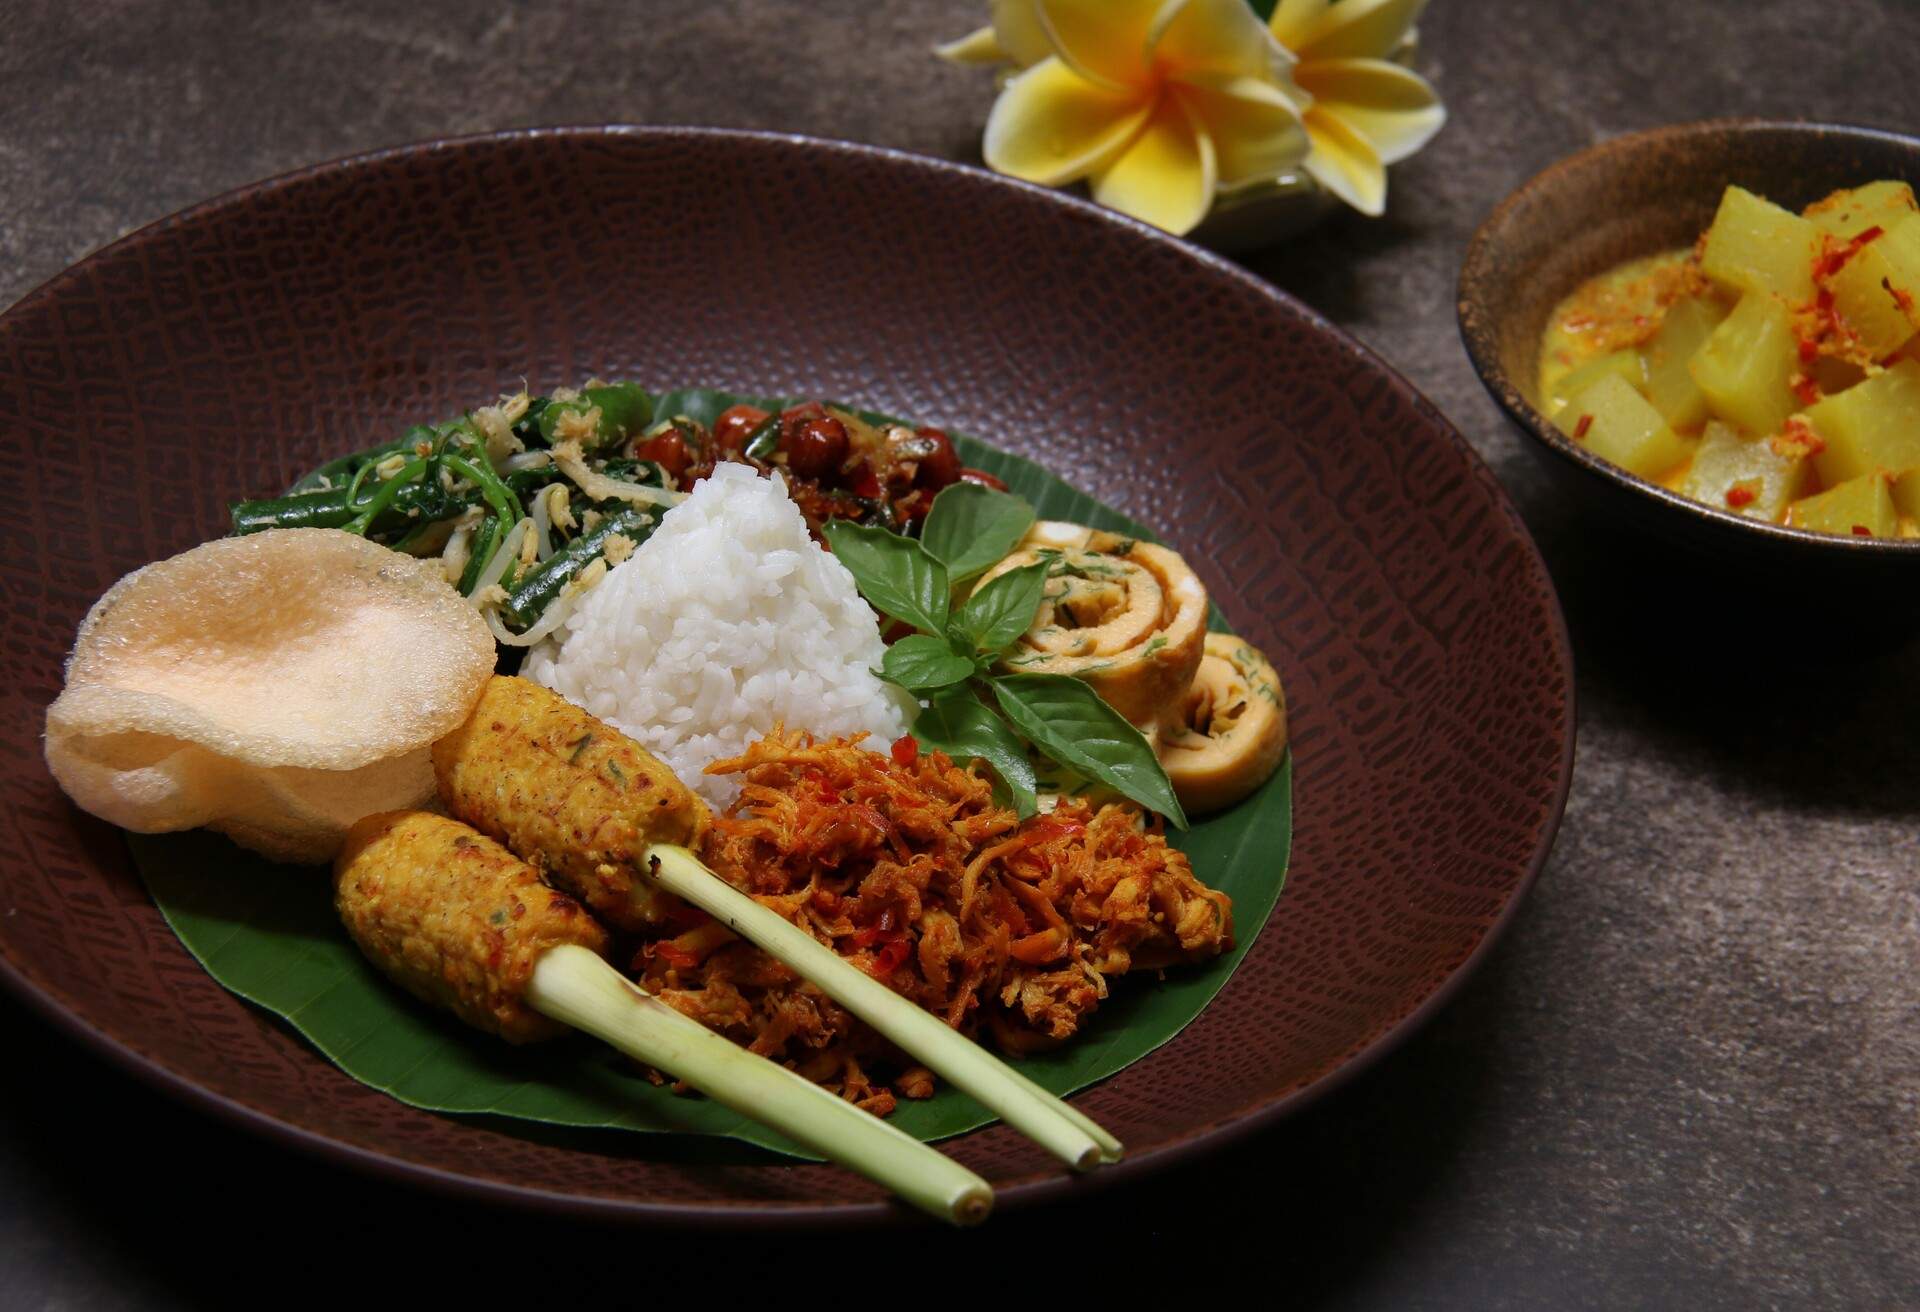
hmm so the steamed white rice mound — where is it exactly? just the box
[524,463,911,806]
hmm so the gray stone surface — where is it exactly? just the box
[1,1,1914,1307]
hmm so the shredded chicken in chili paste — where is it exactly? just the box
[630,729,1233,1114]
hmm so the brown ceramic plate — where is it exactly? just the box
[0,127,1571,1225]
[1459,119,1920,582]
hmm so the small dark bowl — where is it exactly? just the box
[1459,119,1920,585]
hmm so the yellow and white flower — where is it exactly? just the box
[940,0,1311,236]
[1266,0,1446,216]
[940,0,1446,228]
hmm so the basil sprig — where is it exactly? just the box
[823,484,1186,828]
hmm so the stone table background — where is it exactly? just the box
[2,3,1914,1307]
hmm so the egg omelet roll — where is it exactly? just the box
[977,526,1207,725]
[334,809,610,1043]
[431,676,709,931]
[1153,633,1288,814]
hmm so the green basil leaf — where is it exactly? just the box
[953,559,1049,655]
[820,519,949,634]
[920,483,1036,582]
[992,673,1187,828]
[880,635,975,692]
[913,690,1039,818]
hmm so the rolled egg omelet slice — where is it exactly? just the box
[1153,634,1288,815]
[976,524,1207,725]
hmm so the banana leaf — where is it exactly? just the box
[132,389,1292,1158]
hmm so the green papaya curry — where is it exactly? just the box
[1538,180,1920,538]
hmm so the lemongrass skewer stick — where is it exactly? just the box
[643,845,1123,1170]
[527,945,993,1227]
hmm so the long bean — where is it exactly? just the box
[500,507,653,627]
[342,458,431,535]
[457,514,505,596]
[230,478,467,536]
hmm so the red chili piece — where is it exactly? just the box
[890,735,919,767]
[1726,485,1757,508]
[656,942,699,970]
[870,935,912,977]
[1815,225,1885,279]
[850,908,897,950]
[1573,414,1594,440]
[1026,815,1087,846]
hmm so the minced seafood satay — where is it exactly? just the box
[334,810,609,1043]
[431,676,709,931]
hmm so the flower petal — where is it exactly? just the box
[1176,75,1310,188]
[1265,0,1329,51]
[984,57,1153,187]
[1147,0,1291,83]
[1291,0,1428,61]
[1294,57,1443,164]
[936,24,1007,65]
[991,0,1054,68]
[1301,106,1387,216]
[1035,0,1162,92]
[1090,93,1216,234]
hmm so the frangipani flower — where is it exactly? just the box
[1266,0,1446,216]
[941,0,1311,236]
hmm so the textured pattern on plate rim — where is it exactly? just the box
[0,126,1573,1225]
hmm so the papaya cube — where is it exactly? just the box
[1689,291,1800,436]
[1679,421,1813,521]
[1560,373,1693,480]
[1805,358,1920,484]
[1826,213,1920,358]
[1804,180,1918,239]
[1700,186,1821,303]
[1639,295,1727,431]
[1788,472,1898,537]
[1546,349,1645,419]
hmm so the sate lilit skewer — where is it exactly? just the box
[435,676,1123,1170]
[335,809,992,1225]
[432,674,708,932]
